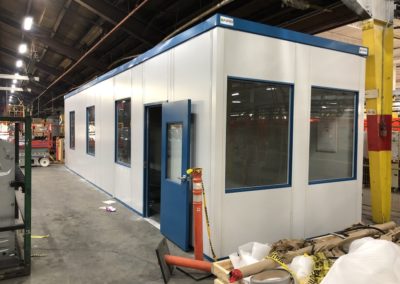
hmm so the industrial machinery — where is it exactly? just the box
[18,120,52,167]
[0,116,32,280]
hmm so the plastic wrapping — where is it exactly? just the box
[321,237,400,284]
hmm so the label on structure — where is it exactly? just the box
[359,47,368,56]
[367,109,376,115]
[220,16,234,26]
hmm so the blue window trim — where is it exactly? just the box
[65,14,367,101]
[225,76,294,194]
[69,111,75,150]
[308,86,359,185]
[115,98,131,167]
[86,105,95,156]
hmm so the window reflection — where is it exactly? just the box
[309,87,356,182]
[116,99,131,164]
[226,78,291,189]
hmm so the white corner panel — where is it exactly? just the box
[223,29,296,83]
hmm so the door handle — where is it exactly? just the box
[177,174,188,182]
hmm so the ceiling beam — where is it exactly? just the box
[73,0,161,46]
[25,33,107,71]
[0,46,76,86]
[0,11,107,72]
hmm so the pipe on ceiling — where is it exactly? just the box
[163,0,235,41]
[33,0,150,105]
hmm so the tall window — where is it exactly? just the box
[309,87,357,183]
[225,78,292,191]
[86,106,95,155]
[115,99,131,165]
[69,111,75,149]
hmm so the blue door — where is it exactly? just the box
[160,100,191,251]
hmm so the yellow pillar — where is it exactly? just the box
[362,19,393,223]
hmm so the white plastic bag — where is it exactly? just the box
[289,255,313,283]
[321,237,400,284]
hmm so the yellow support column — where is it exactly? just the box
[363,19,393,223]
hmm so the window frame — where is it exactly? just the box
[225,76,294,194]
[69,111,75,149]
[308,86,359,185]
[86,105,95,156]
[115,98,131,167]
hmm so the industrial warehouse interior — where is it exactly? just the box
[0,0,400,283]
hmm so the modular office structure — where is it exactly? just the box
[64,14,367,258]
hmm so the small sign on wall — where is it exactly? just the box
[317,119,338,153]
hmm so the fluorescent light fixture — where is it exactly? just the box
[232,100,241,104]
[12,79,17,84]
[23,16,33,30]
[321,106,327,109]
[230,114,239,117]
[18,43,27,54]
[231,92,239,96]
[266,87,276,91]
[16,60,23,68]
[10,90,14,94]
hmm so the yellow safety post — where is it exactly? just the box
[362,19,393,223]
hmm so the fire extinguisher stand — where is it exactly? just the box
[156,168,213,283]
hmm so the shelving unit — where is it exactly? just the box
[0,115,32,280]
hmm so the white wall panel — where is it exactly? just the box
[131,66,144,212]
[224,29,296,83]
[221,29,295,255]
[310,47,361,90]
[222,189,292,255]
[291,44,311,239]
[115,70,132,100]
[305,182,359,236]
[172,31,214,254]
[210,28,225,258]
[97,79,115,195]
[143,53,169,104]
[305,46,364,237]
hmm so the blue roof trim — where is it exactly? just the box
[217,15,368,58]
[65,14,367,100]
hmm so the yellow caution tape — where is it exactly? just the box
[31,234,50,239]
[202,182,217,261]
[266,252,299,283]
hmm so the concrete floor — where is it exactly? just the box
[2,165,213,284]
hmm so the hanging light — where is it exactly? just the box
[16,60,23,68]
[18,43,27,54]
[23,16,33,30]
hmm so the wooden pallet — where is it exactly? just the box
[212,259,243,284]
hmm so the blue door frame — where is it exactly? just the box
[143,103,162,218]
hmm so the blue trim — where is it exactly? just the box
[203,254,229,262]
[115,98,131,167]
[309,177,357,185]
[65,14,367,101]
[308,86,359,185]
[225,76,294,194]
[64,165,143,216]
[226,183,291,194]
[115,161,131,168]
[218,15,368,57]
